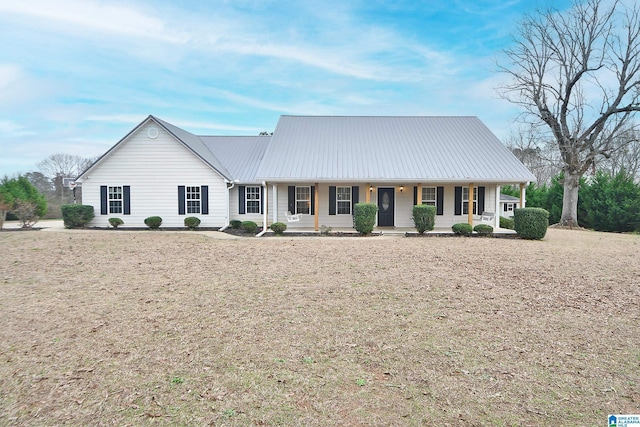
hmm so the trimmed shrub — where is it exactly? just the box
[499,216,514,230]
[230,220,242,229]
[473,224,493,236]
[452,222,473,236]
[412,205,436,234]
[108,217,124,229]
[144,216,163,230]
[184,216,201,230]
[61,204,95,228]
[320,225,332,235]
[514,207,549,240]
[241,220,258,234]
[270,222,287,235]
[353,203,377,235]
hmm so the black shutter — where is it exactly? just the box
[288,186,295,213]
[123,186,131,215]
[238,185,245,214]
[413,186,418,206]
[100,186,107,215]
[178,186,185,215]
[454,186,462,216]
[436,186,444,216]
[310,186,315,215]
[201,185,209,215]
[260,186,264,214]
[478,186,485,214]
[329,186,336,215]
[351,186,359,213]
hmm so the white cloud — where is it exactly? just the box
[0,119,35,137]
[0,0,187,44]
[0,64,21,89]
[85,114,148,124]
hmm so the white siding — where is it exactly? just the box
[80,122,227,228]
[438,184,498,229]
[274,184,362,229]
[269,183,499,230]
[229,184,275,224]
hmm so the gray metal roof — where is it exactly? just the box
[199,136,271,183]
[255,116,536,183]
[152,116,233,180]
[500,193,521,202]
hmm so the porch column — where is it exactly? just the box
[262,182,268,233]
[417,184,422,205]
[314,183,319,231]
[520,183,526,208]
[468,183,474,225]
[366,183,371,203]
[495,185,501,228]
[272,184,278,223]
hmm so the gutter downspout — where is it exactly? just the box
[219,180,237,232]
[256,181,269,237]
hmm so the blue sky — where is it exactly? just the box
[0,0,573,178]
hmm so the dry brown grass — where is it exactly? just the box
[0,229,638,426]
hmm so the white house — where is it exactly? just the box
[76,115,535,231]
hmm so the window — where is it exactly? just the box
[246,186,261,214]
[504,203,514,212]
[186,186,201,214]
[421,187,436,207]
[109,186,123,214]
[179,185,208,215]
[462,187,477,215]
[296,186,311,214]
[336,186,351,214]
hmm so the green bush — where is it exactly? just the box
[514,207,549,240]
[412,205,436,234]
[144,216,163,230]
[184,216,201,230]
[581,170,640,232]
[452,223,472,236]
[473,224,493,236]
[61,204,95,228]
[353,203,377,235]
[270,222,287,235]
[108,217,124,229]
[499,216,514,230]
[230,220,242,229]
[241,220,258,234]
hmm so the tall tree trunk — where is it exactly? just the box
[560,172,580,227]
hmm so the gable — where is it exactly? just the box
[77,118,227,183]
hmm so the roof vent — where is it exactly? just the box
[147,127,159,139]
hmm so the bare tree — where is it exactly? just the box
[499,0,640,226]
[595,126,640,179]
[37,154,93,204]
[38,153,92,178]
[505,125,562,185]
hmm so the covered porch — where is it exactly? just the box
[253,181,527,235]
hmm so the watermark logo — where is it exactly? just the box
[609,415,640,427]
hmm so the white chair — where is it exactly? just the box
[285,211,301,222]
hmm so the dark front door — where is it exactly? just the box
[377,187,395,227]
